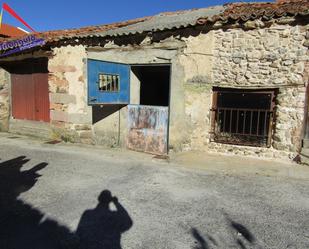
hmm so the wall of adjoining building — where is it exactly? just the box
[0,68,9,131]
[180,22,309,158]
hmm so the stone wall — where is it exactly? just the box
[0,68,9,131]
[87,37,187,149]
[181,22,309,158]
[3,20,305,159]
[48,45,92,143]
[213,25,308,87]
[47,39,187,148]
[178,32,215,151]
[49,23,308,158]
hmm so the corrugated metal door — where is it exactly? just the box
[34,73,50,122]
[127,105,169,155]
[11,74,36,121]
[11,73,49,122]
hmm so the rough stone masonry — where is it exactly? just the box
[212,23,308,157]
[0,9,308,161]
[0,69,9,131]
[181,21,309,159]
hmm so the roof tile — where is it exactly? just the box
[0,0,308,48]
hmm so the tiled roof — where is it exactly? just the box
[95,6,225,38]
[197,0,309,25]
[43,0,309,42]
[0,0,308,46]
[35,16,150,43]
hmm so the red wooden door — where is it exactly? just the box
[11,73,50,122]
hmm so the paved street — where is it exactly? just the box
[0,133,309,249]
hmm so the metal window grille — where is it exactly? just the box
[210,89,275,147]
[98,73,120,92]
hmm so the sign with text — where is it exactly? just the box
[0,35,45,57]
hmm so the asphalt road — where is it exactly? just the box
[0,134,308,249]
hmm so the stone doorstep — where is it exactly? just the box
[9,119,52,139]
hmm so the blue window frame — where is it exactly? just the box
[87,59,130,105]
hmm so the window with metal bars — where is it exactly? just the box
[98,73,120,92]
[210,88,276,147]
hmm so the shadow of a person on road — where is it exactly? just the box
[191,228,209,249]
[76,190,133,249]
[0,156,78,249]
[0,156,133,249]
[191,214,258,249]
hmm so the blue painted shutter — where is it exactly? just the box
[88,59,130,104]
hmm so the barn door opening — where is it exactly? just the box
[128,65,171,155]
[2,58,50,123]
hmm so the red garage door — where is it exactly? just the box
[10,59,50,122]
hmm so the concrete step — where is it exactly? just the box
[9,119,52,139]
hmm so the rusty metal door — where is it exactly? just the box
[34,73,50,122]
[11,73,49,122]
[11,74,36,121]
[127,105,169,155]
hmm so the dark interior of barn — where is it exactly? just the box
[212,88,276,147]
[131,65,170,107]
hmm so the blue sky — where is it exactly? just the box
[2,0,273,32]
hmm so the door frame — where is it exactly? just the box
[129,63,172,154]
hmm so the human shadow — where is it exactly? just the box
[0,156,78,249]
[191,228,209,249]
[0,156,133,249]
[191,228,218,249]
[191,214,258,249]
[76,190,133,249]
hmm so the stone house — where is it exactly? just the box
[0,0,308,159]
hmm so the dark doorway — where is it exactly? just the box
[131,65,170,107]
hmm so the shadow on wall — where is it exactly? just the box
[191,214,258,249]
[92,104,126,124]
[0,156,133,249]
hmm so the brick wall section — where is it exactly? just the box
[48,45,92,143]
[0,69,9,131]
